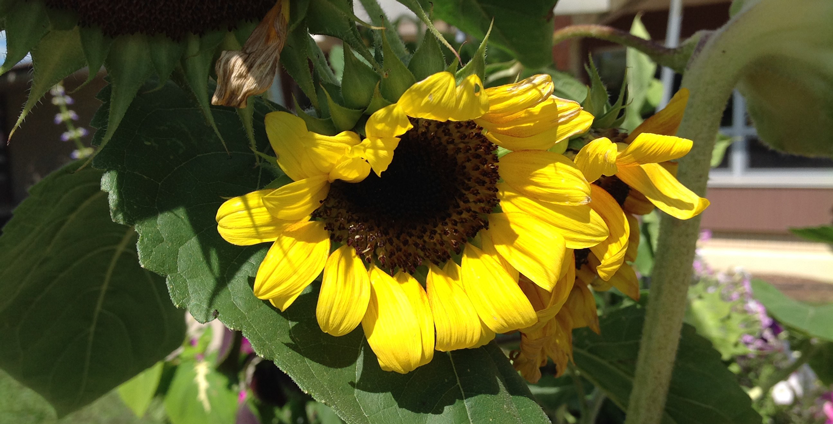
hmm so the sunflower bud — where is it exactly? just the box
[212,0,289,108]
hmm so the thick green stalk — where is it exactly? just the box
[624,13,759,424]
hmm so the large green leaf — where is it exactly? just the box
[573,305,761,424]
[751,279,833,341]
[430,0,558,69]
[0,162,186,416]
[91,81,549,424]
[164,360,238,424]
[790,225,833,244]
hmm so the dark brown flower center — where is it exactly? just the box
[43,0,274,39]
[312,119,500,273]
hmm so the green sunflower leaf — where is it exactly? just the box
[429,0,558,69]
[357,0,411,63]
[92,81,549,424]
[180,31,227,150]
[306,0,378,69]
[0,161,186,416]
[12,27,86,137]
[573,305,761,424]
[751,279,833,341]
[283,25,319,109]
[117,362,164,418]
[790,225,833,244]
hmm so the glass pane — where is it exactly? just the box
[747,137,833,168]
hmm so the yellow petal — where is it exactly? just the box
[365,104,413,139]
[480,229,519,282]
[623,189,656,215]
[254,221,330,310]
[627,88,689,142]
[609,263,640,301]
[565,283,600,334]
[477,96,582,139]
[588,185,629,281]
[586,253,613,291]
[498,183,609,249]
[349,137,400,177]
[443,260,497,349]
[427,264,482,351]
[488,213,566,291]
[317,245,371,336]
[461,244,537,333]
[617,163,710,220]
[397,71,458,121]
[574,137,619,183]
[450,74,489,121]
[394,271,434,366]
[217,189,293,246]
[482,74,554,116]
[262,175,329,220]
[266,112,360,181]
[499,150,591,206]
[483,109,592,151]
[617,133,692,166]
[329,156,371,183]
[265,111,315,181]
[625,214,640,263]
[361,267,425,374]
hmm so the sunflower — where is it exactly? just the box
[512,88,709,383]
[216,71,608,373]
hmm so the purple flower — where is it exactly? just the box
[241,337,254,355]
[699,229,712,242]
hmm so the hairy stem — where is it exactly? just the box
[551,25,699,73]
[624,16,753,424]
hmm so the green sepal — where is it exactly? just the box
[594,71,628,129]
[380,31,416,102]
[77,25,113,89]
[181,31,227,150]
[445,57,459,74]
[11,27,86,138]
[149,33,187,89]
[307,33,339,86]
[98,34,155,153]
[306,0,378,69]
[582,56,608,118]
[456,21,492,83]
[233,19,260,46]
[365,81,393,115]
[358,0,410,63]
[283,25,319,109]
[321,85,363,132]
[341,44,380,109]
[295,97,339,136]
[409,31,446,81]
[289,0,311,31]
[45,5,76,30]
[0,0,50,74]
[237,101,257,154]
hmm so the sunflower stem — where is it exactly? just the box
[624,15,756,424]
[551,25,701,74]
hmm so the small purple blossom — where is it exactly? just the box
[238,389,247,404]
[241,337,254,355]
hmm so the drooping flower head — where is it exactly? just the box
[217,71,606,373]
[512,88,710,382]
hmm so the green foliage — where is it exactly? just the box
[164,360,238,424]
[752,279,833,341]
[380,33,416,102]
[91,81,549,423]
[572,305,762,423]
[808,342,833,385]
[711,133,735,167]
[633,211,660,278]
[118,363,164,418]
[790,225,833,244]
[623,16,659,132]
[409,32,446,81]
[431,0,558,69]
[684,283,757,360]
[457,22,491,82]
[0,162,186,416]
